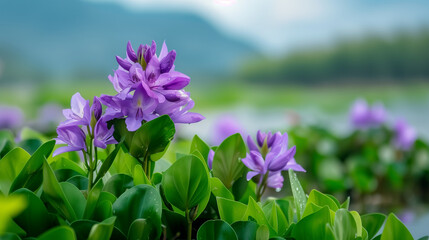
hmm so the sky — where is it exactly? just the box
[89,0,429,54]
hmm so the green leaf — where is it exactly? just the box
[211,177,234,200]
[350,211,363,238]
[306,190,339,211]
[102,174,133,198]
[83,179,104,220]
[110,119,135,150]
[42,158,77,222]
[18,139,42,155]
[92,192,116,222]
[161,209,187,239]
[190,135,210,162]
[70,219,126,240]
[242,197,270,230]
[231,221,259,240]
[275,199,293,226]
[0,148,30,194]
[332,209,357,240]
[162,154,211,214]
[66,175,88,190]
[256,225,270,240]
[37,226,76,240]
[112,185,162,238]
[197,220,238,240]
[288,169,307,221]
[129,115,175,160]
[133,165,151,186]
[51,157,86,176]
[340,197,350,209]
[10,189,54,236]
[380,213,413,240]
[262,200,288,236]
[127,219,153,240]
[212,134,246,189]
[217,197,247,224]
[109,146,139,176]
[361,213,386,240]
[93,145,120,184]
[87,217,116,240]
[0,130,15,158]
[60,182,87,219]
[0,232,22,240]
[9,140,56,193]
[292,206,331,240]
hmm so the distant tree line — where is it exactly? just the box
[240,29,429,84]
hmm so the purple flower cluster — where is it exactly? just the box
[54,93,117,156]
[394,119,417,151]
[101,41,204,131]
[242,130,305,189]
[350,99,386,128]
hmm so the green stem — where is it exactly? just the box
[185,208,192,240]
[256,172,269,202]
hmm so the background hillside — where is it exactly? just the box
[0,0,258,83]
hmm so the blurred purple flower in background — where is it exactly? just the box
[242,131,304,189]
[33,103,64,132]
[394,119,417,151]
[0,105,24,130]
[53,125,87,156]
[350,99,386,128]
[212,115,246,146]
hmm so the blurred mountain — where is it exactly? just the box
[240,29,429,84]
[0,0,258,83]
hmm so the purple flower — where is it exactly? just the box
[61,93,91,127]
[350,99,386,128]
[242,131,304,189]
[154,91,204,124]
[266,172,284,189]
[53,125,87,156]
[394,119,417,151]
[207,149,215,169]
[212,115,246,146]
[93,118,117,149]
[0,106,24,130]
[123,85,158,131]
[91,97,102,121]
[102,41,204,130]
[111,41,190,103]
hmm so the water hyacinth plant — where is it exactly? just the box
[0,41,427,240]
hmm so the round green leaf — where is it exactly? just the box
[102,174,133,198]
[36,226,76,240]
[71,219,125,240]
[112,185,162,238]
[381,213,413,240]
[162,154,210,213]
[87,217,116,240]
[129,115,175,160]
[197,220,238,240]
[11,189,55,237]
[231,221,259,240]
[127,219,152,240]
[212,134,246,189]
